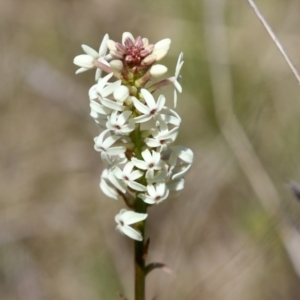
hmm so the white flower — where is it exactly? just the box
[94,129,126,156]
[74,34,109,81]
[91,75,125,111]
[106,111,135,135]
[131,149,164,179]
[100,169,119,200]
[96,73,121,98]
[168,146,194,180]
[115,209,148,241]
[145,119,179,152]
[173,52,184,108]
[133,89,165,123]
[112,161,147,192]
[139,183,169,205]
[90,100,112,127]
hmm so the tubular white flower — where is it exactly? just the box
[131,149,164,179]
[94,129,126,156]
[106,111,135,135]
[97,73,121,98]
[113,161,147,192]
[133,89,165,123]
[115,209,148,241]
[145,119,179,152]
[139,183,169,205]
[74,34,109,81]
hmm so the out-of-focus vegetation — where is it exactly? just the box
[1,0,300,299]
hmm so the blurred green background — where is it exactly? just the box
[1,0,300,299]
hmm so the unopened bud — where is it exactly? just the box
[150,64,168,77]
[110,59,123,71]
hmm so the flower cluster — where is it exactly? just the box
[74,32,193,241]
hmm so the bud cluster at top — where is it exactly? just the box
[74,32,193,241]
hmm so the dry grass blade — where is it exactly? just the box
[247,0,300,85]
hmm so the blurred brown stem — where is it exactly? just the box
[134,201,147,300]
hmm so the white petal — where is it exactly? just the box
[145,138,160,148]
[154,38,171,51]
[95,68,102,81]
[128,170,144,181]
[88,85,98,100]
[147,184,157,198]
[172,146,194,164]
[119,122,135,133]
[123,161,135,175]
[134,115,152,123]
[108,171,126,193]
[174,89,178,108]
[99,34,109,56]
[156,182,167,195]
[153,49,168,61]
[101,81,122,98]
[101,98,124,111]
[174,80,182,93]
[122,211,148,225]
[156,95,166,112]
[106,146,127,156]
[142,195,156,205]
[107,39,116,51]
[112,166,124,179]
[128,181,147,192]
[118,111,132,125]
[172,164,191,180]
[131,158,148,170]
[102,135,120,149]
[141,89,156,109]
[132,97,150,115]
[82,44,98,58]
[152,151,161,164]
[73,55,94,68]
[97,73,114,92]
[75,67,88,74]
[121,226,143,241]
[100,178,118,200]
[90,101,111,115]
[141,149,152,162]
